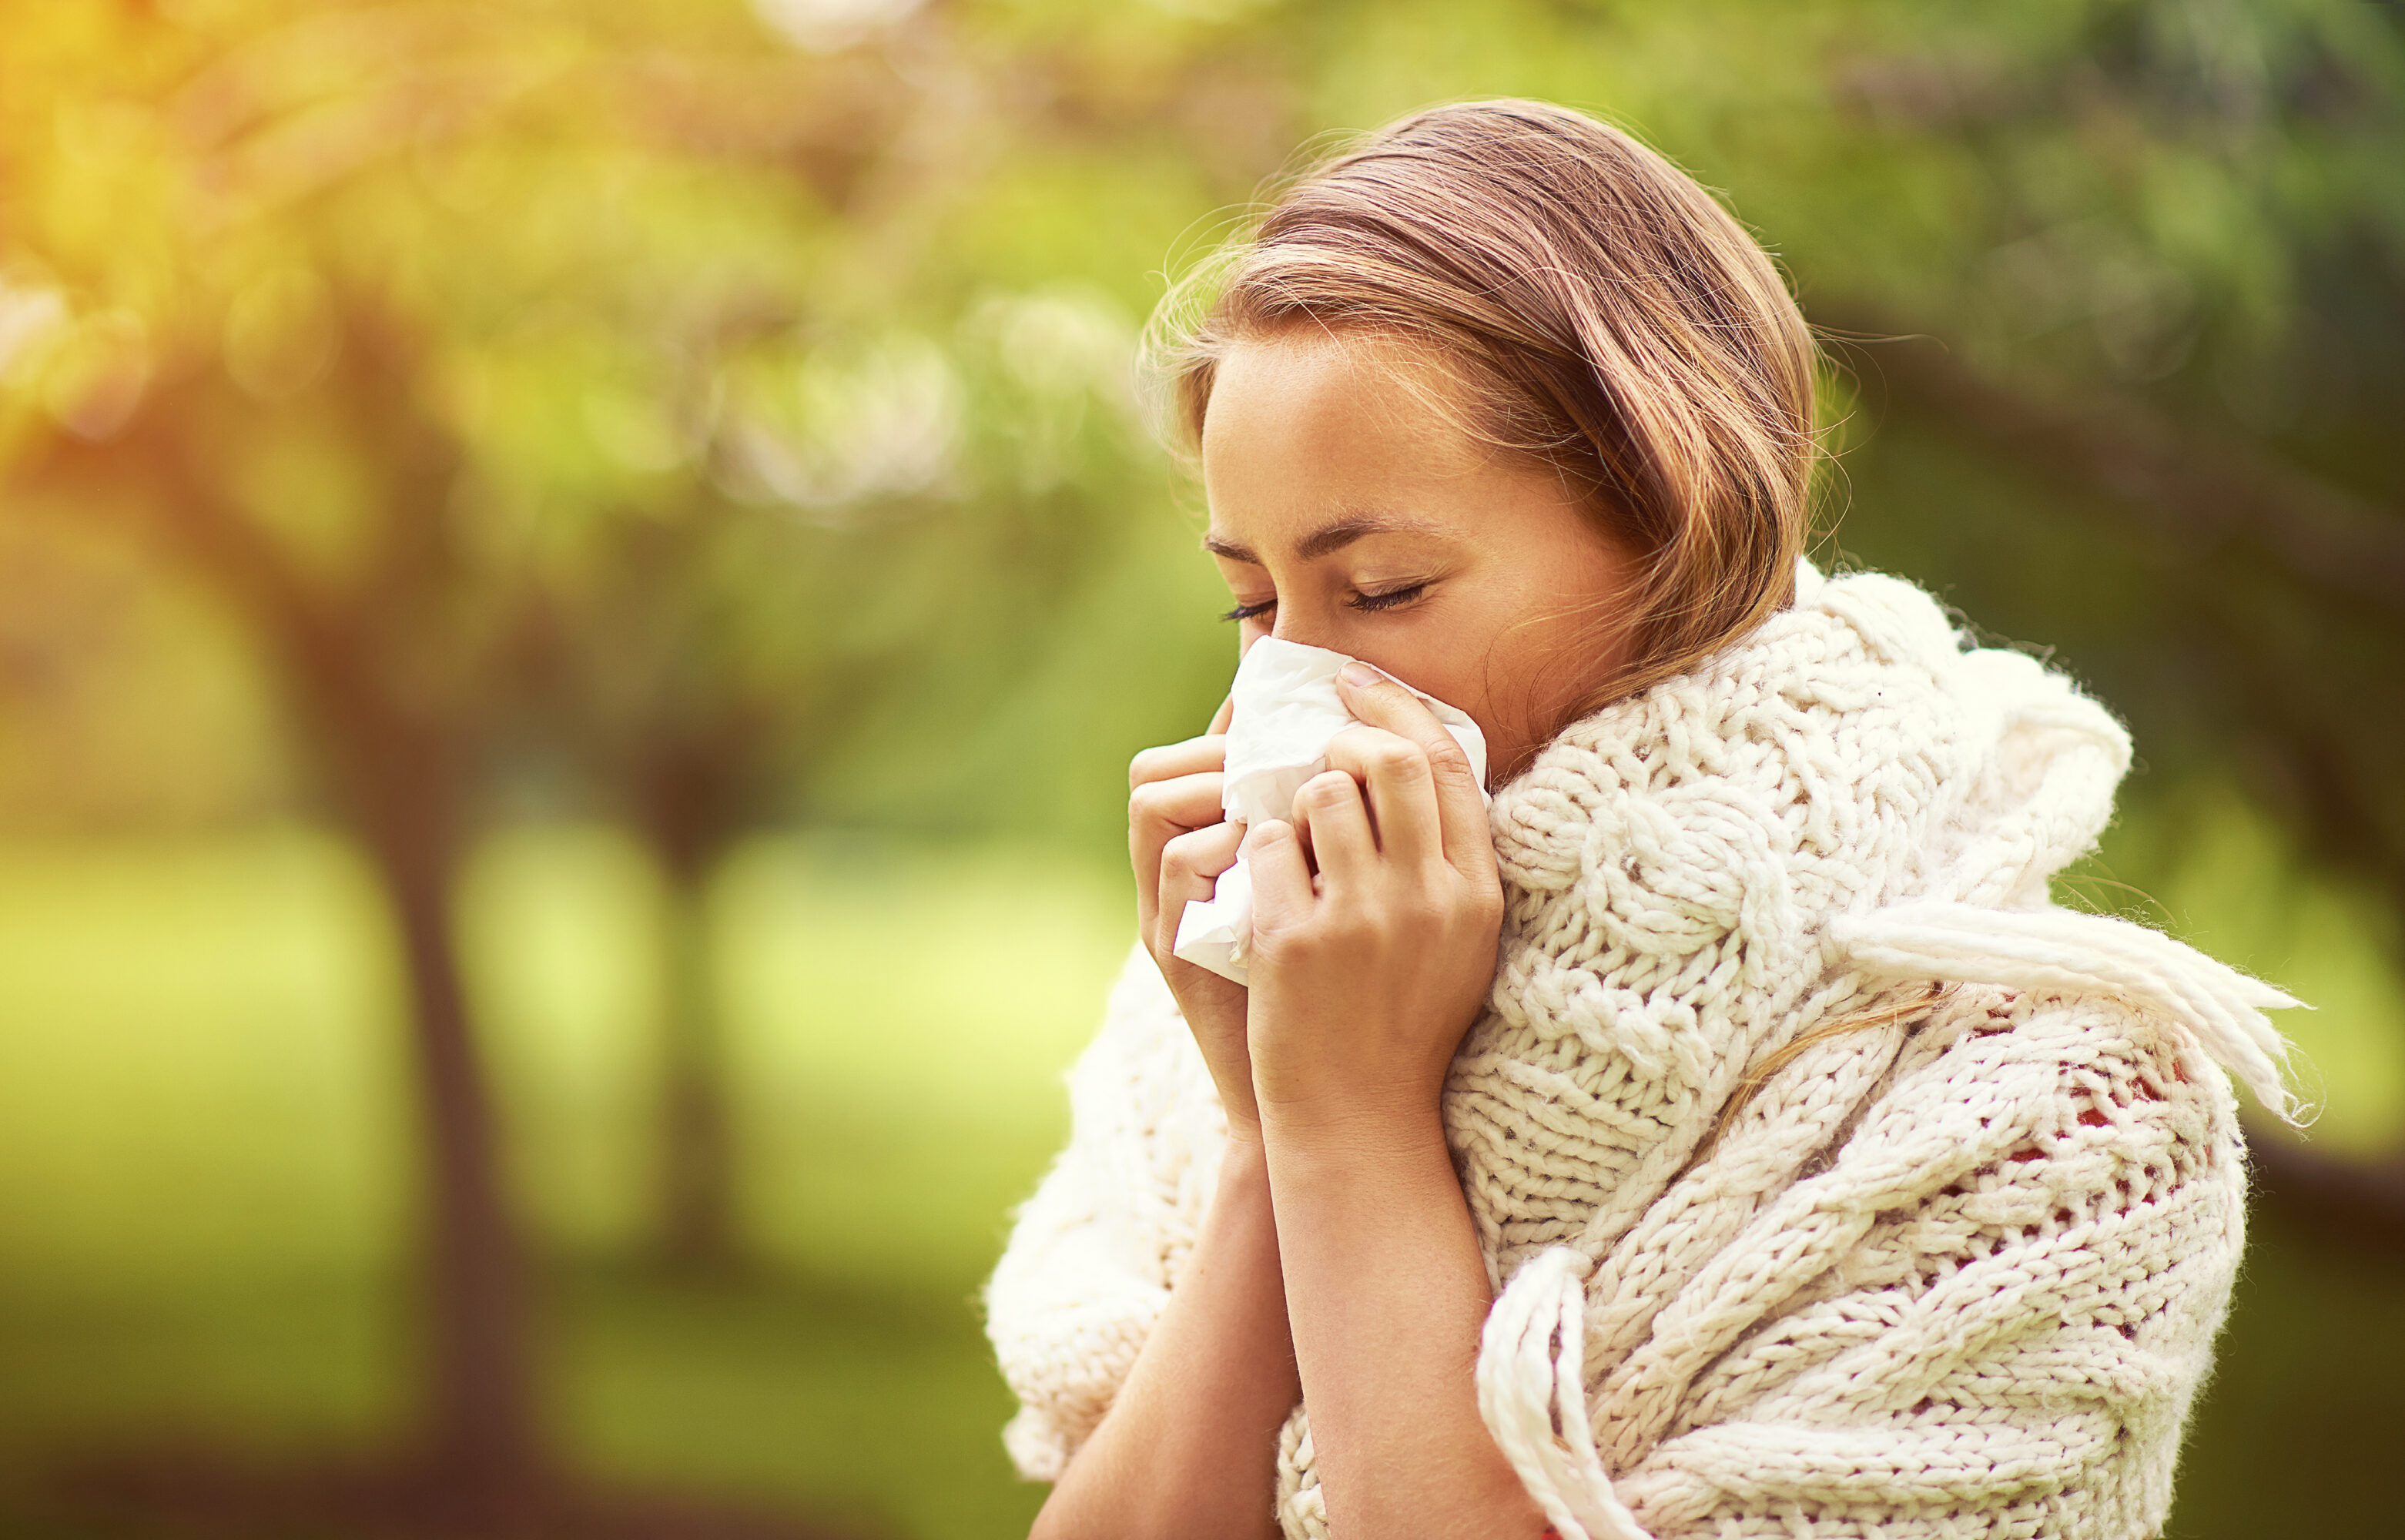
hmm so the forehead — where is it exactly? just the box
[1199,332,1492,552]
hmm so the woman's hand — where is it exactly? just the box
[1128,698,1261,1140]
[1238,667,1538,1538]
[1242,664,1503,1141]
[1121,672,1537,1540]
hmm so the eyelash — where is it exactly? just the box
[1351,582,1427,613]
[1218,584,1429,623]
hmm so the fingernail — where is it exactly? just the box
[1339,661,1379,688]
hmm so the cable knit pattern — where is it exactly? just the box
[986,566,2292,1538]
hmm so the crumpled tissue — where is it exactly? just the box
[1170,638,1488,986]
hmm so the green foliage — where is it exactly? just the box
[0,0,1191,845]
[16,1,2383,854]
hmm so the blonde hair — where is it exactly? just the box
[1155,99,1820,711]
[1696,985,1947,1159]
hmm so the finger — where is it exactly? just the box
[1292,769,1376,896]
[1324,723,1441,869]
[1334,662,1489,875]
[1157,822,1244,950]
[1242,819,1313,933]
[1130,772,1224,930]
[1130,772,1225,841]
[1208,695,1234,735]
[1130,735,1228,789]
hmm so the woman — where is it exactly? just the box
[986,99,2297,1540]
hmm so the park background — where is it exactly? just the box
[2,0,2400,1536]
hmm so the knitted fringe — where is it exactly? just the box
[1827,902,2306,1123]
[1479,1247,1653,1540]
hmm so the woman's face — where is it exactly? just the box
[1200,330,1639,782]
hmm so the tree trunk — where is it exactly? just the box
[635,721,747,1274]
[656,858,736,1270]
[33,367,554,1522]
[336,709,548,1516]
[377,833,544,1500]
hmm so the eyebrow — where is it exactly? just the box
[1202,512,1450,566]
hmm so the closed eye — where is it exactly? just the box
[1348,582,1427,613]
[1221,598,1275,623]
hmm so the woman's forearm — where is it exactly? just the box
[1262,1107,1547,1539]
[1031,1135,1298,1540]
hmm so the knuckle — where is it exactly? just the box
[1326,911,1379,951]
[1261,918,1327,958]
[1303,770,1356,806]
[1160,828,1208,872]
[1425,737,1474,778]
[1129,738,1213,788]
[1170,822,1240,875]
[1464,879,1506,928]
[1368,738,1427,779]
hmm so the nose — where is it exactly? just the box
[1268,611,1339,652]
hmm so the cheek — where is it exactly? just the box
[1334,634,1488,730]
[1372,641,1522,765]
[1462,604,1603,765]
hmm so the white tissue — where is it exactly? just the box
[1171,638,1489,986]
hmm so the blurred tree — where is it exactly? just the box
[0,511,293,829]
[1743,0,2405,907]
[552,289,1151,1265]
[0,0,1153,1519]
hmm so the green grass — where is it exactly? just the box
[0,826,1124,1538]
[0,825,2397,1539]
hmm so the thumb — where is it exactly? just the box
[1335,660,1452,751]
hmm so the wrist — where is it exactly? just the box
[1257,1090,1450,1165]
[1258,1101,1475,1260]
[1210,1132,1278,1225]
[1247,1002,1462,1148]
[1221,1118,1269,1163]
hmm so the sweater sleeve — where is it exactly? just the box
[1474,987,2251,1540]
[984,942,1228,1480]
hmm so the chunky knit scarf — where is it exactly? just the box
[986,566,2296,1539]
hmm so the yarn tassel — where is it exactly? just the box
[1827,901,2306,1121]
[1476,1247,1654,1540]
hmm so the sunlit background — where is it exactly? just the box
[1,2,2400,1536]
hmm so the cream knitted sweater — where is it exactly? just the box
[986,566,2296,1539]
